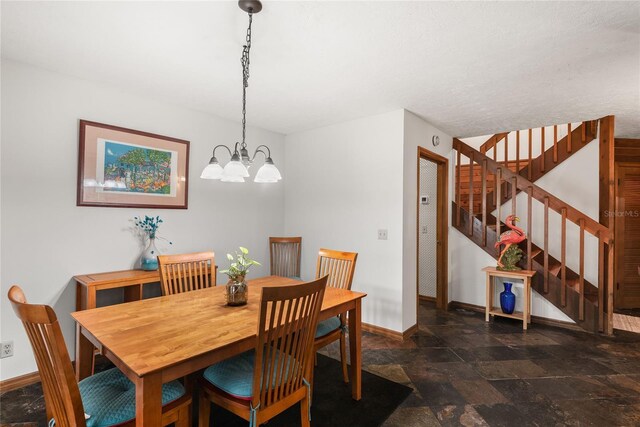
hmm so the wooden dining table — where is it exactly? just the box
[72,275,366,426]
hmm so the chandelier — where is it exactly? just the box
[201,0,281,183]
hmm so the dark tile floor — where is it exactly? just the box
[3,301,640,426]
[317,301,640,426]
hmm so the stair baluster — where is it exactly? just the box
[527,186,533,271]
[598,232,604,331]
[504,133,508,164]
[544,196,550,293]
[456,149,461,226]
[567,123,572,152]
[553,125,558,163]
[541,127,546,172]
[516,130,520,173]
[511,177,517,215]
[579,218,585,321]
[528,129,533,180]
[482,159,487,246]
[469,153,474,236]
[496,167,502,254]
[561,208,567,307]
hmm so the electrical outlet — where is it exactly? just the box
[421,225,428,234]
[1,341,14,358]
[378,229,388,240]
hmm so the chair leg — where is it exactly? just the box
[300,391,311,427]
[198,391,211,427]
[175,405,191,427]
[340,331,349,383]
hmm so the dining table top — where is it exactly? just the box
[71,275,366,378]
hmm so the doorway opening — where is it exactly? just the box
[417,147,448,320]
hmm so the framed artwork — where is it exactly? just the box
[77,120,189,209]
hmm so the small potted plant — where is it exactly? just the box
[133,215,171,271]
[220,247,260,306]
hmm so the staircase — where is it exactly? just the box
[459,121,598,214]
[453,120,614,334]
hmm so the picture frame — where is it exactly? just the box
[77,120,189,209]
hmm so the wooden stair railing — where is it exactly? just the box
[459,121,598,214]
[453,135,614,334]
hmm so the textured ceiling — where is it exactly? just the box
[2,1,639,137]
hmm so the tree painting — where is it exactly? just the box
[103,141,172,194]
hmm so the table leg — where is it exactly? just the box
[135,372,163,426]
[527,279,532,324]
[75,325,94,381]
[485,274,491,322]
[348,298,362,401]
[523,279,530,331]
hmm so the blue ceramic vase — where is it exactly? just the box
[500,282,516,314]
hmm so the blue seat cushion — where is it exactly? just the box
[203,349,298,400]
[315,316,342,338]
[76,367,185,427]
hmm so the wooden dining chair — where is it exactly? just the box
[7,285,192,427]
[158,251,216,296]
[314,248,358,384]
[198,276,327,427]
[269,237,302,278]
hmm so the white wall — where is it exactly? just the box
[0,61,286,380]
[284,110,406,332]
[402,111,453,330]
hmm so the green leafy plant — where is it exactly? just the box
[220,247,261,282]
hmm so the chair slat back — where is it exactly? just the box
[269,237,302,278]
[158,251,216,296]
[315,248,358,290]
[252,276,327,410]
[8,286,86,427]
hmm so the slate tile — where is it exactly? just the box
[431,404,489,427]
[382,406,441,427]
[594,374,640,396]
[450,379,508,405]
[488,379,552,404]
[472,403,537,427]
[405,361,483,383]
[555,397,640,426]
[414,381,467,406]
[493,331,560,346]
[526,376,622,400]
[411,334,448,348]
[532,356,616,376]
[473,359,548,380]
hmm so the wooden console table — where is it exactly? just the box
[74,269,164,311]
[482,267,536,330]
[75,267,218,310]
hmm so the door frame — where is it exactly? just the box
[416,146,449,312]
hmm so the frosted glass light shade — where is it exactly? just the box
[221,174,245,183]
[254,163,282,183]
[222,159,250,179]
[201,162,224,179]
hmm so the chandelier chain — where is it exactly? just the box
[240,12,253,149]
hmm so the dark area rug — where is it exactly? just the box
[207,354,412,427]
[1,354,411,427]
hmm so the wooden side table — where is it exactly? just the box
[74,269,162,311]
[482,267,536,330]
